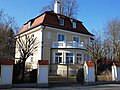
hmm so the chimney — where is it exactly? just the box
[54,1,60,13]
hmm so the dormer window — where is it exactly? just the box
[59,18,64,26]
[72,21,76,28]
[28,21,31,29]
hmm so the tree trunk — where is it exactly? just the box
[21,61,25,82]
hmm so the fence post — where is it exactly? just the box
[112,63,117,81]
[0,59,14,88]
[112,63,120,81]
[37,60,49,87]
[84,61,95,84]
[117,65,120,81]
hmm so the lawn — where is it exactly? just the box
[97,75,112,81]
[49,75,78,84]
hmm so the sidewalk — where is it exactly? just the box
[1,81,120,89]
[3,83,120,90]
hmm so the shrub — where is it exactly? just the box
[76,68,84,84]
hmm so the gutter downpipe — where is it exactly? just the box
[41,25,46,60]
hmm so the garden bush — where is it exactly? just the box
[76,68,84,84]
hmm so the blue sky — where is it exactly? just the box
[0,0,120,34]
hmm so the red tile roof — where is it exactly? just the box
[38,60,49,65]
[113,61,120,67]
[0,58,14,65]
[86,61,95,67]
[19,14,45,34]
[18,11,94,36]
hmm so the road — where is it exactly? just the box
[3,84,120,90]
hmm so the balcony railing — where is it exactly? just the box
[52,41,86,49]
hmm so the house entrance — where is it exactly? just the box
[49,63,84,85]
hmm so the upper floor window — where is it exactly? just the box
[59,18,64,26]
[73,37,79,43]
[31,54,33,62]
[31,34,34,41]
[72,21,76,28]
[58,34,65,41]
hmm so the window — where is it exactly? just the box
[28,21,31,29]
[55,53,62,63]
[84,54,88,61]
[31,34,34,38]
[31,57,33,62]
[31,34,34,42]
[66,53,74,64]
[28,34,34,48]
[73,37,79,42]
[76,53,82,63]
[72,22,76,28]
[18,43,22,49]
[59,18,64,26]
[58,34,65,41]
[31,54,33,62]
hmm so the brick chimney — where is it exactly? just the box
[54,1,60,13]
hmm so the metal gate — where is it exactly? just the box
[49,63,83,85]
[13,62,37,84]
[97,60,113,81]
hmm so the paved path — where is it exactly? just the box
[3,84,120,90]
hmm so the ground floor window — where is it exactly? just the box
[84,54,88,61]
[30,54,33,62]
[55,53,62,63]
[53,52,89,64]
[66,53,74,64]
[76,53,82,63]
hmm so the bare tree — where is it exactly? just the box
[41,0,79,17]
[86,36,103,60]
[0,9,19,59]
[104,18,120,60]
[85,35,105,81]
[16,34,39,81]
[0,9,19,33]
[102,39,113,59]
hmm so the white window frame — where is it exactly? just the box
[66,52,74,64]
[76,53,82,64]
[84,54,88,61]
[54,52,62,64]
[57,33,66,41]
[59,18,64,26]
[72,21,76,28]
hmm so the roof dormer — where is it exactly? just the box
[72,21,76,28]
[28,21,31,29]
[59,17,64,26]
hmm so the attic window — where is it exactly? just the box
[59,18,64,26]
[72,21,76,28]
[28,21,31,29]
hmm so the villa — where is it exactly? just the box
[15,1,94,76]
